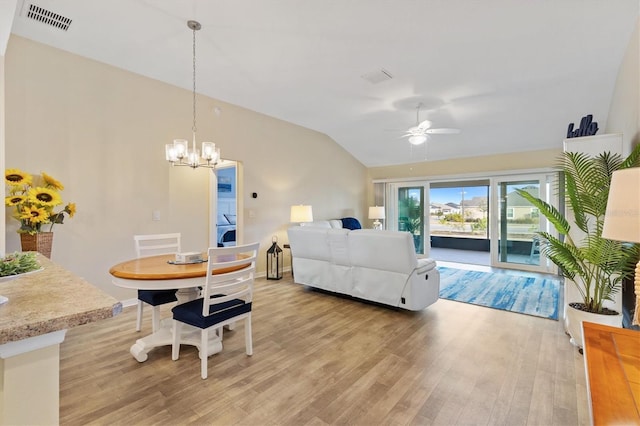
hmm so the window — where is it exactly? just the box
[430,181,489,239]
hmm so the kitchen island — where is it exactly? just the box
[0,253,121,425]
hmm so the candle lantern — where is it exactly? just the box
[266,236,283,280]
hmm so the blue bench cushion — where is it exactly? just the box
[172,297,252,329]
[138,289,178,306]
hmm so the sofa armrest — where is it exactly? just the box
[415,258,437,274]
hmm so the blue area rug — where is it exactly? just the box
[437,267,560,320]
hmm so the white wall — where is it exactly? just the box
[3,36,367,300]
[606,16,640,150]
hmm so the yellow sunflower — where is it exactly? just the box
[41,172,64,191]
[5,168,77,234]
[5,169,32,187]
[66,202,77,218]
[19,205,50,224]
[27,187,62,207]
[5,195,26,206]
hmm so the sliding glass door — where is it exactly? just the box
[429,180,490,255]
[384,172,558,271]
[491,173,557,273]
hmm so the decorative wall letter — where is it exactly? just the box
[567,114,599,138]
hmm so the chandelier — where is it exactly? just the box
[165,20,220,169]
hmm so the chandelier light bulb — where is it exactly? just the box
[202,142,216,160]
[165,144,177,161]
[173,139,188,159]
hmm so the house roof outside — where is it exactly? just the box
[430,202,453,210]
[461,196,487,208]
[507,186,540,207]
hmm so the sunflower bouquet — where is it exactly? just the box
[5,169,76,235]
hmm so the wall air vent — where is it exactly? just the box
[361,69,393,84]
[25,3,72,31]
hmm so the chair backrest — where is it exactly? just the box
[201,242,260,317]
[134,233,182,258]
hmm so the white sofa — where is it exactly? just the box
[287,225,440,310]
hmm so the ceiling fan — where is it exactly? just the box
[402,103,460,145]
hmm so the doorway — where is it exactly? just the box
[209,160,242,248]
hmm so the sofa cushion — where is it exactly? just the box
[300,221,332,228]
[300,220,344,229]
[327,228,350,265]
[341,217,362,230]
[348,230,417,274]
[328,219,343,229]
[288,226,332,261]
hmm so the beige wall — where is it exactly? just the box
[367,148,561,181]
[0,54,5,257]
[3,36,367,300]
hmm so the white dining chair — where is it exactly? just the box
[134,233,181,332]
[171,242,259,379]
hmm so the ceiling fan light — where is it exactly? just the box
[408,135,427,145]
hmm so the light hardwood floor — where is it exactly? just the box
[60,275,588,425]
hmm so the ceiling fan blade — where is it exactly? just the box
[425,128,461,135]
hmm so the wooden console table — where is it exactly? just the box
[582,321,640,425]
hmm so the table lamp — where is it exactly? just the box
[602,167,640,325]
[369,206,385,230]
[290,205,313,224]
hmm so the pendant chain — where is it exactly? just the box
[192,25,197,134]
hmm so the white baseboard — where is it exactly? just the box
[120,298,137,308]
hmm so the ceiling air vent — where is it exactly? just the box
[361,69,393,84]
[24,3,72,31]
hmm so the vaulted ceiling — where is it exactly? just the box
[5,0,639,167]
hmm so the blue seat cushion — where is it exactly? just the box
[341,217,362,230]
[172,297,252,329]
[138,289,178,306]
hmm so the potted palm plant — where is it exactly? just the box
[517,144,640,348]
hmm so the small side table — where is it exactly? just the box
[283,244,293,278]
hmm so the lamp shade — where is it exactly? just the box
[368,206,385,220]
[602,168,640,243]
[290,205,313,223]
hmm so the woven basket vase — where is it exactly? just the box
[20,232,54,259]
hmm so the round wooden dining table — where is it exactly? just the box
[110,253,248,288]
[109,253,250,362]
